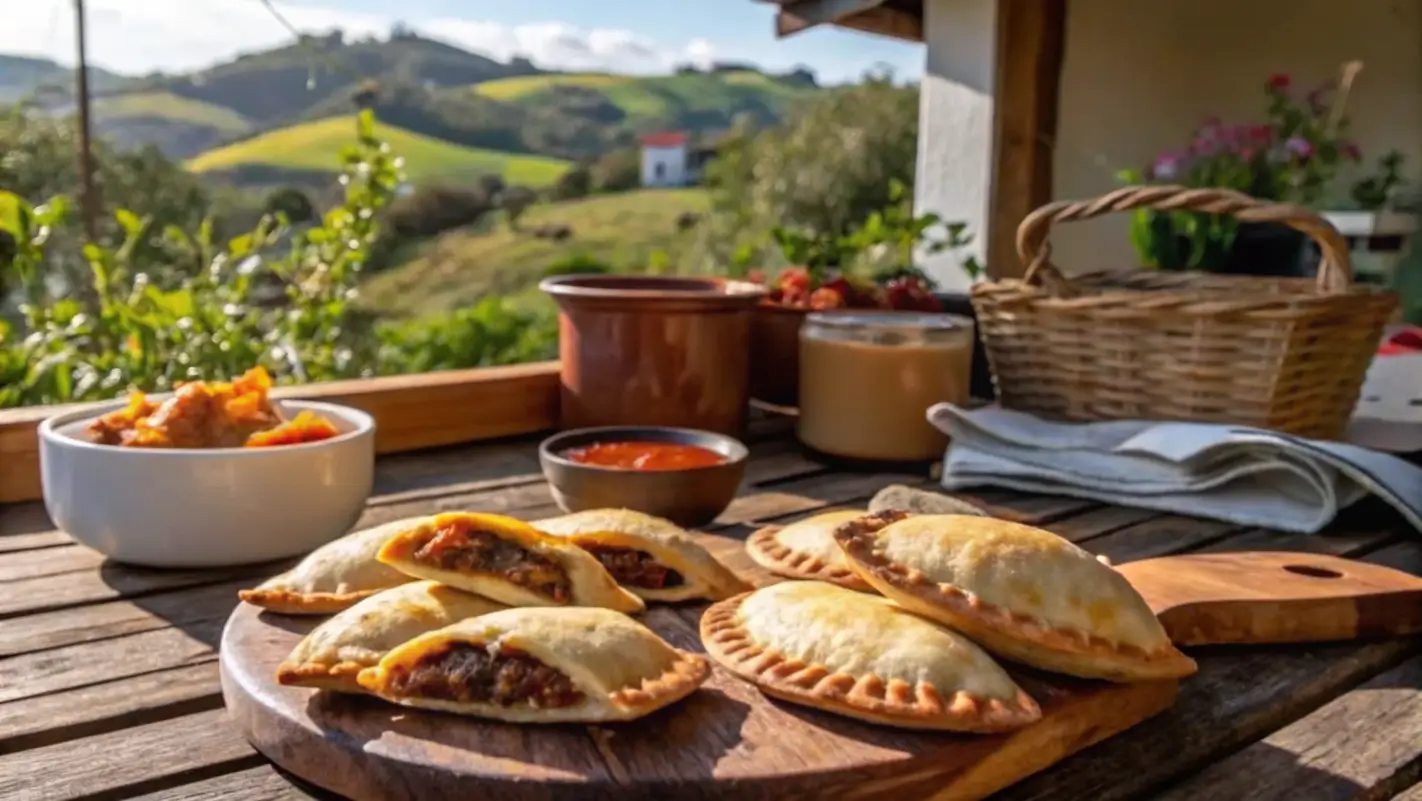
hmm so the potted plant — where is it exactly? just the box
[744,182,984,406]
[1122,65,1391,278]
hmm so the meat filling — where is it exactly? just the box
[388,643,584,709]
[413,524,570,602]
[582,545,684,589]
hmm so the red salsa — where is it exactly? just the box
[563,441,728,471]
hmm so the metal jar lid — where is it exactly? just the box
[802,311,974,346]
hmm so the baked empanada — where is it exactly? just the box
[834,512,1198,682]
[376,512,644,613]
[357,606,710,723]
[701,581,1039,732]
[238,517,430,614]
[276,581,506,693]
[744,509,873,590]
[532,509,751,602]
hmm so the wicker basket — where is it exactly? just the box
[970,185,1399,440]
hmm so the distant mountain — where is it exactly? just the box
[0,54,128,104]
[2,35,821,177]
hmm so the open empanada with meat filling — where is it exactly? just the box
[276,581,506,693]
[238,517,430,614]
[377,512,644,613]
[701,581,1039,732]
[744,509,874,591]
[532,509,751,602]
[834,512,1198,682]
[357,606,710,723]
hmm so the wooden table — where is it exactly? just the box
[3,413,1421,801]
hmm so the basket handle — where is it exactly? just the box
[1015,185,1354,294]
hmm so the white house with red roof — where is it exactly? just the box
[640,131,691,187]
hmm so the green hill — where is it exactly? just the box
[138,32,542,125]
[360,188,711,318]
[95,91,251,133]
[0,54,128,104]
[473,69,816,133]
[186,116,569,187]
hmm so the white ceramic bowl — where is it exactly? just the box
[39,399,375,568]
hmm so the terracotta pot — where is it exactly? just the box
[541,275,766,435]
[748,303,808,407]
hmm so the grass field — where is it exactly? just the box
[94,91,252,134]
[473,73,631,100]
[360,188,711,318]
[185,117,570,186]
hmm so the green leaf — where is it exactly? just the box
[115,208,143,236]
[0,191,31,239]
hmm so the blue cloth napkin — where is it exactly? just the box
[928,403,1422,535]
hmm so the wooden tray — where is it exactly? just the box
[221,531,1178,801]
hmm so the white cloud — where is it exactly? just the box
[1,0,726,77]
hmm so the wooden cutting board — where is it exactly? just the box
[220,536,1422,801]
[1117,550,1422,646]
[222,526,1179,801]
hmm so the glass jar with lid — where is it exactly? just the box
[796,311,975,462]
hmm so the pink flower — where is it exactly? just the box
[1284,136,1314,160]
[1340,140,1363,162]
[1152,152,1183,180]
[1267,73,1291,91]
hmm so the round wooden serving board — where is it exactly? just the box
[222,528,1180,801]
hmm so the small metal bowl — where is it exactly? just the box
[538,426,749,528]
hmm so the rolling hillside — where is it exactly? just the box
[186,116,569,187]
[95,91,251,133]
[360,188,711,318]
[474,69,816,128]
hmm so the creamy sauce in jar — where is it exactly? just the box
[796,312,974,461]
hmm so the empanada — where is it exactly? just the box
[532,509,751,602]
[357,606,710,723]
[376,512,644,613]
[834,512,1198,682]
[701,581,1039,732]
[744,509,873,590]
[276,581,506,692]
[238,517,430,614]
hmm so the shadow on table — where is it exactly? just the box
[96,554,296,650]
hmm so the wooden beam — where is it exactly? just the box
[0,362,562,504]
[775,0,923,42]
[987,0,1066,279]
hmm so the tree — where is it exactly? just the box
[263,187,316,223]
[591,148,641,193]
[705,73,919,246]
[551,164,593,201]
[500,186,537,231]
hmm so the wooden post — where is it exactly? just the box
[73,0,100,244]
[987,0,1066,279]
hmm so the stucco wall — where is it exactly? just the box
[1050,0,1422,272]
[641,144,688,187]
[914,0,996,291]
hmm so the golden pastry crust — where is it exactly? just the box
[377,512,644,613]
[834,512,1198,682]
[700,582,1040,732]
[357,607,710,723]
[743,510,874,591]
[533,508,751,602]
[238,517,430,614]
[276,581,506,693]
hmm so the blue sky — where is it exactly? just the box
[4,0,923,84]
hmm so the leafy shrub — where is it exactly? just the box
[543,252,612,278]
[591,148,641,193]
[551,164,593,201]
[385,184,495,238]
[263,187,316,223]
[500,185,538,230]
[0,111,554,409]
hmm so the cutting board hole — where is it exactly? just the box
[1283,564,1344,579]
